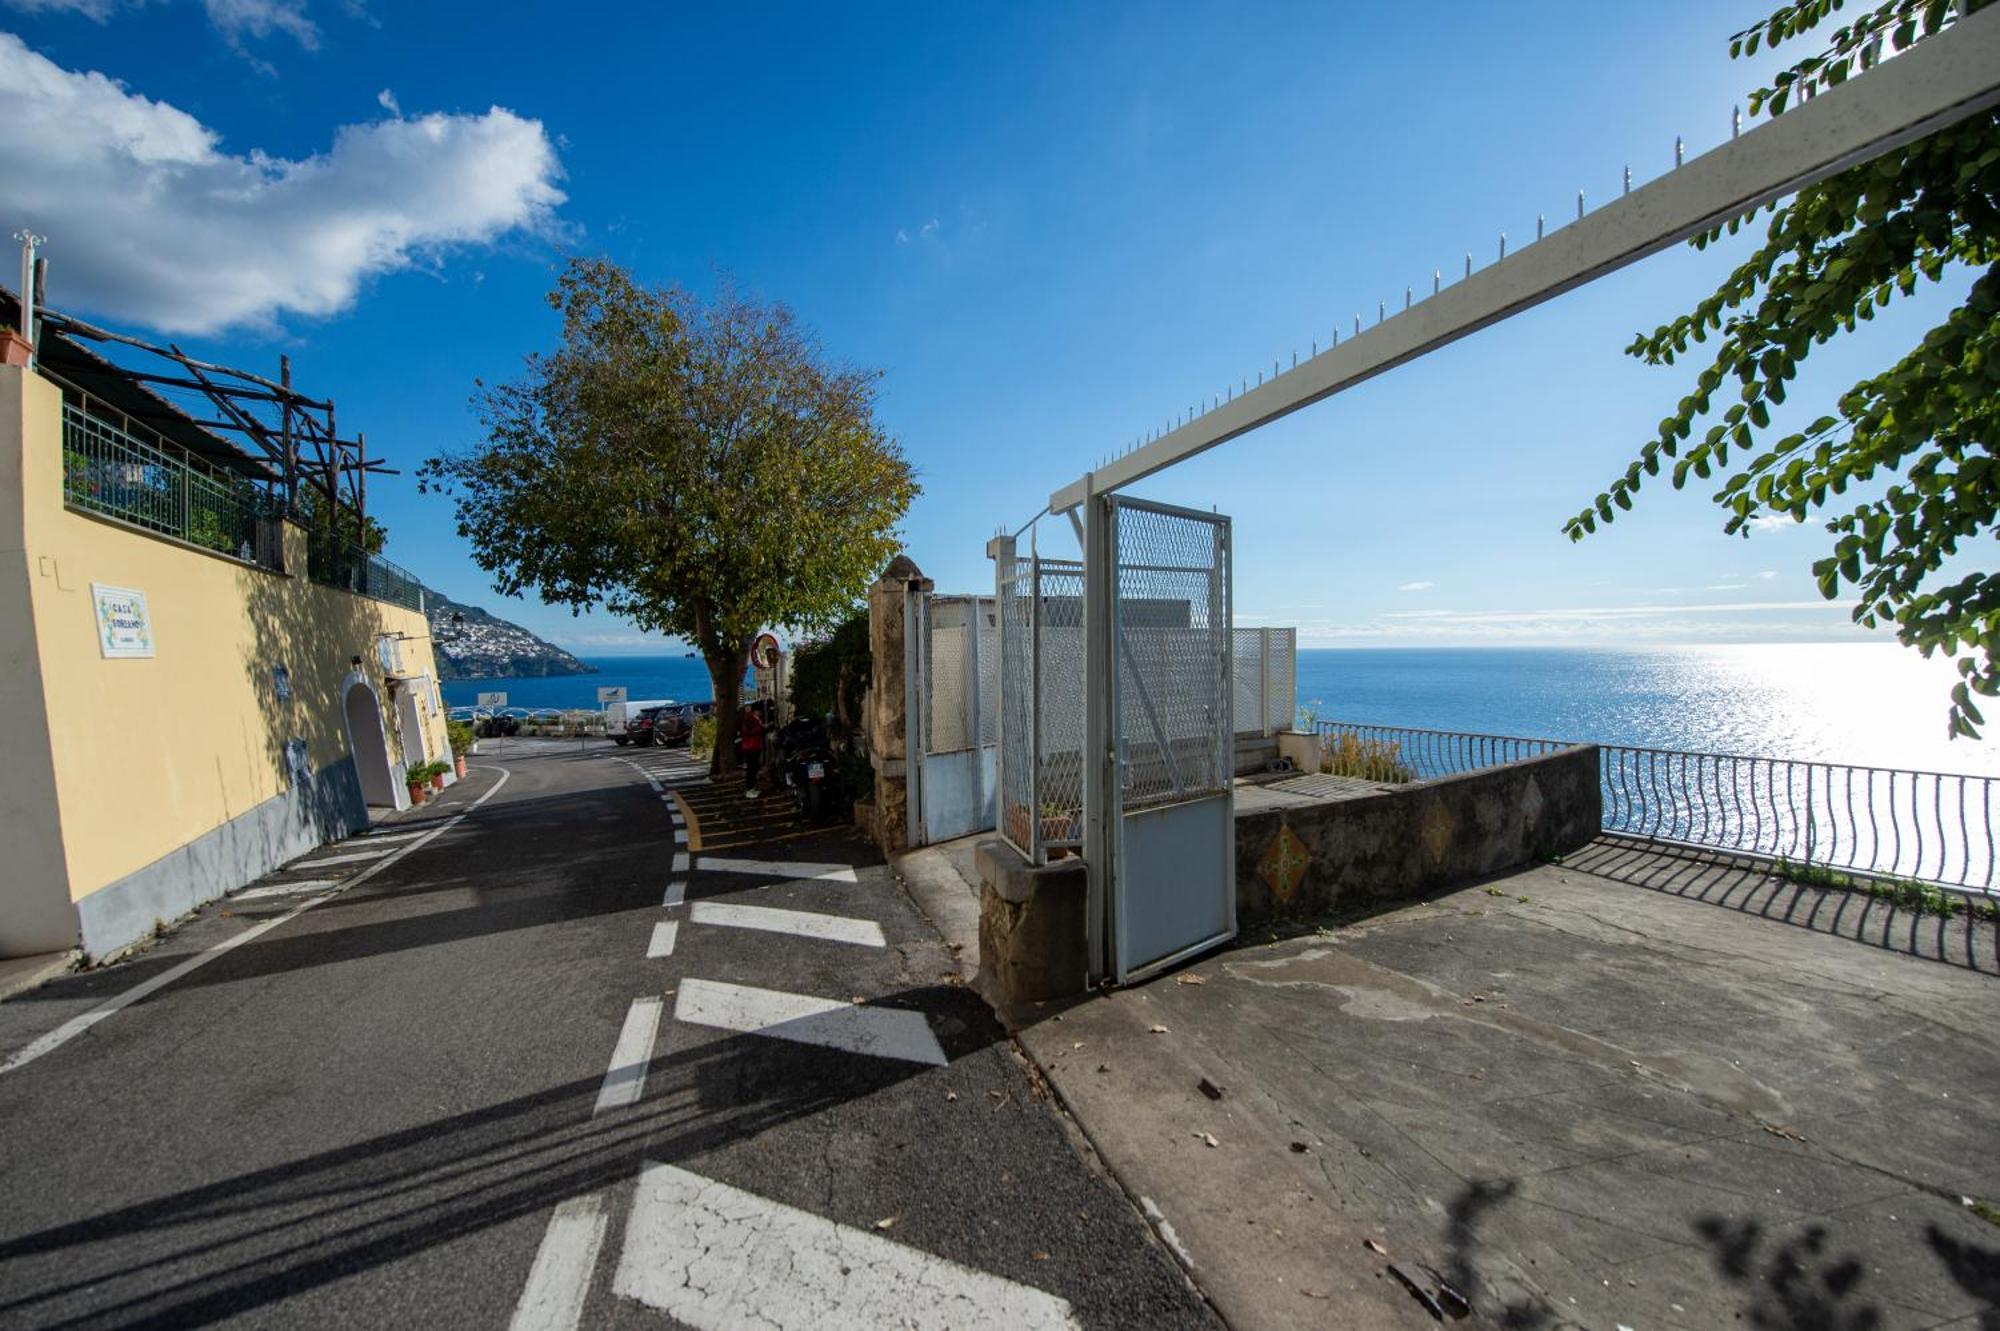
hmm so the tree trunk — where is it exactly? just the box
[704,643,751,778]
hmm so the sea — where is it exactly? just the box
[442,642,2000,777]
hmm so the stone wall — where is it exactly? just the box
[1236,745,1602,926]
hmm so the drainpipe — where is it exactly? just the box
[14,229,45,370]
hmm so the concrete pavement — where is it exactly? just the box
[899,835,2000,1330]
[0,739,1213,1329]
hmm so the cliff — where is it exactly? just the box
[423,589,596,680]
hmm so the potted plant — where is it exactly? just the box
[405,767,429,806]
[0,326,30,368]
[447,720,473,779]
[1040,803,1081,860]
[427,759,447,792]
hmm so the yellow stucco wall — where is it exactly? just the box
[11,366,448,905]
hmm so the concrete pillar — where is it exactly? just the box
[863,555,931,852]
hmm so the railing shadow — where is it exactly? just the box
[1566,835,2000,978]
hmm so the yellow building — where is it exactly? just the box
[1,338,451,961]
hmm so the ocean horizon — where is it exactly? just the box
[440,641,1999,777]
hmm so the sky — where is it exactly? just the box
[0,0,1978,655]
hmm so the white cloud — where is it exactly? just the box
[894,227,911,245]
[1,0,119,18]
[0,33,565,334]
[375,87,399,116]
[1748,513,1802,533]
[1757,569,1779,580]
[3,0,321,48]
[1396,580,1434,593]
[203,0,316,49]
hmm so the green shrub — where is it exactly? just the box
[447,720,475,755]
[1321,732,1415,783]
[690,714,717,757]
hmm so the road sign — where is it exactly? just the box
[477,691,508,708]
[751,632,780,670]
[597,686,627,705]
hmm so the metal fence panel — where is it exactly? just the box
[1036,559,1087,848]
[975,596,999,750]
[1264,628,1296,733]
[998,556,1036,859]
[925,596,972,754]
[62,404,273,565]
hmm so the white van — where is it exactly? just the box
[606,698,672,743]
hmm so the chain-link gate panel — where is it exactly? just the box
[1112,506,1230,810]
[1036,559,1086,851]
[1100,495,1235,985]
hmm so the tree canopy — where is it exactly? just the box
[1565,0,1999,738]
[421,258,918,766]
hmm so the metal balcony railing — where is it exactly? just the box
[61,404,278,567]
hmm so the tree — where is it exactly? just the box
[421,259,918,770]
[789,606,871,735]
[1565,0,1999,738]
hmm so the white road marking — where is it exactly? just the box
[612,1161,1078,1330]
[675,979,945,1066]
[673,828,688,845]
[697,858,859,884]
[663,881,686,908]
[302,847,398,867]
[673,852,690,875]
[647,920,679,958]
[647,779,662,793]
[593,997,664,1115]
[1,766,514,1076]
[357,828,429,843]
[235,879,341,900]
[688,902,884,948]
[510,1193,609,1331]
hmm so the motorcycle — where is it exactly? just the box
[774,714,837,820]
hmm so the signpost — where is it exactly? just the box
[597,686,627,705]
[477,691,507,708]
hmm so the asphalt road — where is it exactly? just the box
[0,739,1215,1330]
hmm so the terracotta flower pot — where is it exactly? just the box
[0,330,30,368]
[430,772,446,791]
[407,782,427,806]
[454,755,468,779]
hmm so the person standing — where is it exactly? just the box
[739,702,766,799]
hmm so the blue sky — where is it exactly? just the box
[0,0,1974,654]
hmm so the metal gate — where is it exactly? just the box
[1085,495,1235,984]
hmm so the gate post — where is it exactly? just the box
[1081,486,1112,987]
[863,555,931,852]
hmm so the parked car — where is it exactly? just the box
[623,705,673,747]
[607,698,672,744]
[655,701,714,747]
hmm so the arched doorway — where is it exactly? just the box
[342,675,398,809]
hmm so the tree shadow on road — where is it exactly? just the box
[0,980,1005,1328]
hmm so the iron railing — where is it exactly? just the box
[61,404,278,567]
[1312,720,1568,784]
[1598,745,1996,895]
[1313,718,1998,895]
[306,535,425,612]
